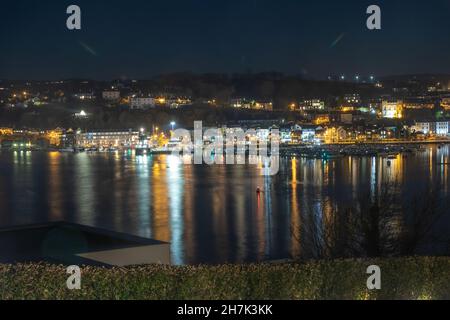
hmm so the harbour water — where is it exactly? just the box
[0,145,449,265]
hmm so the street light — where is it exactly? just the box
[170,121,176,131]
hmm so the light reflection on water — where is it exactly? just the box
[0,145,449,265]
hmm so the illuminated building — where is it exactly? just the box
[0,128,13,135]
[76,129,140,148]
[230,98,273,111]
[411,121,450,136]
[298,99,325,111]
[441,98,450,110]
[74,110,89,118]
[403,97,434,110]
[253,101,273,111]
[166,97,192,109]
[436,122,449,135]
[344,93,361,105]
[340,106,354,112]
[322,126,347,143]
[60,129,76,148]
[156,97,166,105]
[313,114,330,125]
[279,125,292,144]
[382,100,403,119]
[299,125,320,143]
[73,92,95,101]
[46,129,63,146]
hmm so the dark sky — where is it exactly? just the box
[1,0,450,80]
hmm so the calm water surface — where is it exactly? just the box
[0,146,449,264]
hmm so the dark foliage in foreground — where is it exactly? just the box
[0,257,448,300]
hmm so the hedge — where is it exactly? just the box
[0,257,448,300]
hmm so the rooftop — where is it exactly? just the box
[0,221,170,266]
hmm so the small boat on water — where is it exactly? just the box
[135,147,148,155]
[150,138,185,154]
[59,147,76,153]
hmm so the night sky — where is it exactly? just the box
[1,0,450,80]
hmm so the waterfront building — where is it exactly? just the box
[76,129,140,148]
[436,121,449,135]
[411,122,431,135]
[279,125,293,144]
[411,121,450,136]
[321,126,347,143]
[300,125,321,143]
[60,129,76,148]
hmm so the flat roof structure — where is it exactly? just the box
[0,222,171,266]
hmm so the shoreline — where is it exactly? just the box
[2,140,450,159]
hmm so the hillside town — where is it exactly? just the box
[1,74,450,154]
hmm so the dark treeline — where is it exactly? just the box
[2,72,387,108]
[0,104,301,130]
[148,72,383,105]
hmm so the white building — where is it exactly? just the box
[130,97,155,109]
[411,122,431,134]
[300,125,320,143]
[411,121,449,136]
[102,91,120,101]
[74,110,89,118]
[436,122,449,136]
[76,130,139,148]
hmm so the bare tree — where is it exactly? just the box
[292,181,450,260]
